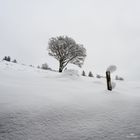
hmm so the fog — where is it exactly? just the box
[0,0,140,80]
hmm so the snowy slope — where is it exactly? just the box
[0,61,140,140]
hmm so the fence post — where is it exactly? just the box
[106,71,112,91]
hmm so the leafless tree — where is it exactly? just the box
[48,36,86,72]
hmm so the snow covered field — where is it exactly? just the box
[0,61,140,140]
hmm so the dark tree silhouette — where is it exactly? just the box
[88,71,93,77]
[3,56,11,62]
[3,56,8,61]
[82,70,86,76]
[7,56,11,62]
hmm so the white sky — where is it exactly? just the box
[0,0,140,80]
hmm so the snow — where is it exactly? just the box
[111,81,116,89]
[60,69,80,80]
[106,65,117,73]
[0,61,140,140]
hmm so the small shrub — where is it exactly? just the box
[96,74,101,78]
[41,63,50,70]
[3,56,7,61]
[115,75,124,81]
[82,70,86,76]
[88,71,93,77]
[12,59,17,63]
[7,56,11,62]
[29,65,34,67]
[3,56,11,62]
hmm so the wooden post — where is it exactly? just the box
[106,71,112,91]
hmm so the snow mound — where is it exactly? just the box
[106,65,117,73]
[0,60,140,140]
[60,69,80,79]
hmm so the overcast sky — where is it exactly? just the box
[0,0,140,80]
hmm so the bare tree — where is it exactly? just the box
[48,36,86,72]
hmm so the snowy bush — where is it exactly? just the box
[96,74,105,79]
[41,63,49,70]
[12,59,17,63]
[115,75,124,81]
[106,65,117,73]
[96,74,102,78]
[41,63,51,70]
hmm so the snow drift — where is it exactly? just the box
[0,61,140,140]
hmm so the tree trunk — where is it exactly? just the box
[106,71,112,91]
[59,61,63,73]
[59,68,63,72]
